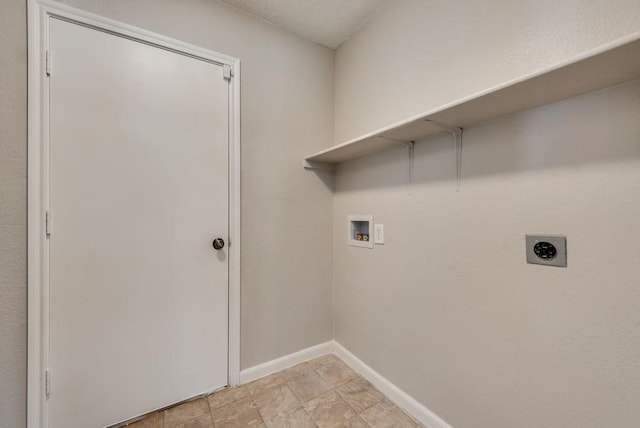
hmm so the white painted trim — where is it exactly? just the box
[228,59,242,387]
[27,1,241,426]
[332,341,453,428]
[239,341,334,384]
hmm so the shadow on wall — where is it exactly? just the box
[312,168,336,192]
[329,78,640,193]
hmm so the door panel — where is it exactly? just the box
[48,18,229,427]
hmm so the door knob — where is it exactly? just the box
[212,238,225,250]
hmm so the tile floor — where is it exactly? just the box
[125,354,423,428]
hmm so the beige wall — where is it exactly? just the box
[334,0,640,143]
[5,1,640,426]
[0,1,334,426]
[333,1,640,427]
[0,0,28,426]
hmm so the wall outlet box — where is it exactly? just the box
[348,215,373,248]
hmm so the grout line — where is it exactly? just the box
[205,393,215,427]
[133,352,419,428]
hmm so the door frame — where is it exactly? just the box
[27,1,241,426]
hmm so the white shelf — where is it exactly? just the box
[304,34,640,171]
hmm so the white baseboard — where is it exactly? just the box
[239,341,334,384]
[332,341,452,428]
[239,340,451,428]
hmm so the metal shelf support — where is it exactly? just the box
[379,136,415,188]
[425,120,463,191]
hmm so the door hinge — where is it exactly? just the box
[46,50,52,76]
[45,211,52,237]
[223,64,233,81]
[45,370,51,396]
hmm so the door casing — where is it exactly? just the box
[27,1,241,426]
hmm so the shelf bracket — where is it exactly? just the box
[303,159,335,172]
[425,120,463,191]
[378,135,413,148]
[379,136,415,189]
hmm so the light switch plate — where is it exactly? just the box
[526,235,567,267]
[374,224,384,244]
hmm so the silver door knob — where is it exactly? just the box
[212,238,225,250]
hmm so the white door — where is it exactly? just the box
[48,17,229,427]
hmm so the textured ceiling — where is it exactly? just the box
[219,0,388,49]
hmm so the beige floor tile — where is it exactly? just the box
[119,355,418,428]
[308,354,341,369]
[174,413,214,428]
[337,378,385,412]
[125,412,163,428]
[342,416,370,428]
[360,400,417,428]
[212,397,263,428]
[264,407,318,428]
[312,358,358,387]
[253,384,302,421]
[287,369,332,403]
[246,372,287,397]
[208,386,251,410]
[304,390,357,428]
[164,399,210,428]
[279,362,316,382]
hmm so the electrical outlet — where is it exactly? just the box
[374,224,384,244]
[526,235,567,267]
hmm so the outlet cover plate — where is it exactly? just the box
[374,224,384,244]
[526,235,567,267]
